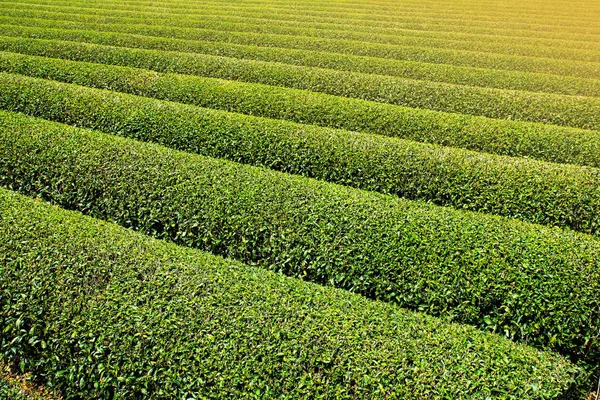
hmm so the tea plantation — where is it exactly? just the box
[0,0,599,398]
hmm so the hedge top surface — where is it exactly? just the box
[2,51,600,171]
[0,188,578,399]
[1,69,600,237]
[1,0,599,395]
[2,35,600,133]
[4,6,600,64]
[4,24,600,99]
[3,2,600,52]
[5,15,600,81]
[1,110,599,383]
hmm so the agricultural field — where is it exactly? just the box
[0,0,599,398]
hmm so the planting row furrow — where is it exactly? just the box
[1,111,598,386]
[2,27,599,99]
[0,187,577,398]
[3,6,600,62]
[2,71,599,235]
[4,16,600,81]
[1,38,599,131]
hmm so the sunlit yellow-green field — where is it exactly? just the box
[0,0,599,398]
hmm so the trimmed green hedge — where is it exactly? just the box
[7,0,600,57]
[3,15,600,81]
[1,111,598,385]
[4,1,600,52]
[1,71,599,236]
[2,24,600,98]
[2,0,598,46]
[6,1,600,35]
[0,188,578,399]
[0,37,598,131]
[3,6,600,63]
[0,25,600,97]
[1,51,600,170]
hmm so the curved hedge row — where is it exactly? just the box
[2,54,599,170]
[1,72,599,236]
[2,25,600,99]
[4,16,600,80]
[1,111,598,383]
[8,0,596,24]
[1,38,599,131]
[6,0,597,27]
[5,1,600,54]
[3,7,600,63]
[3,0,598,43]
[6,0,599,32]
[0,188,578,399]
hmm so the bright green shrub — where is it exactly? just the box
[3,6,600,63]
[3,15,600,81]
[2,25,600,99]
[4,1,600,54]
[6,0,599,43]
[2,25,599,98]
[0,37,598,131]
[1,111,598,384]
[0,188,578,399]
[1,72,599,236]
[2,1,599,49]
[1,51,600,170]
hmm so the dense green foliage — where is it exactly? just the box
[2,13,600,79]
[2,4,600,63]
[2,51,599,170]
[0,188,578,399]
[2,5,600,67]
[1,111,598,384]
[0,37,598,130]
[3,24,599,98]
[5,0,600,42]
[3,0,600,396]
[1,72,599,236]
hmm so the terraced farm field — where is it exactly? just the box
[0,0,599,398]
